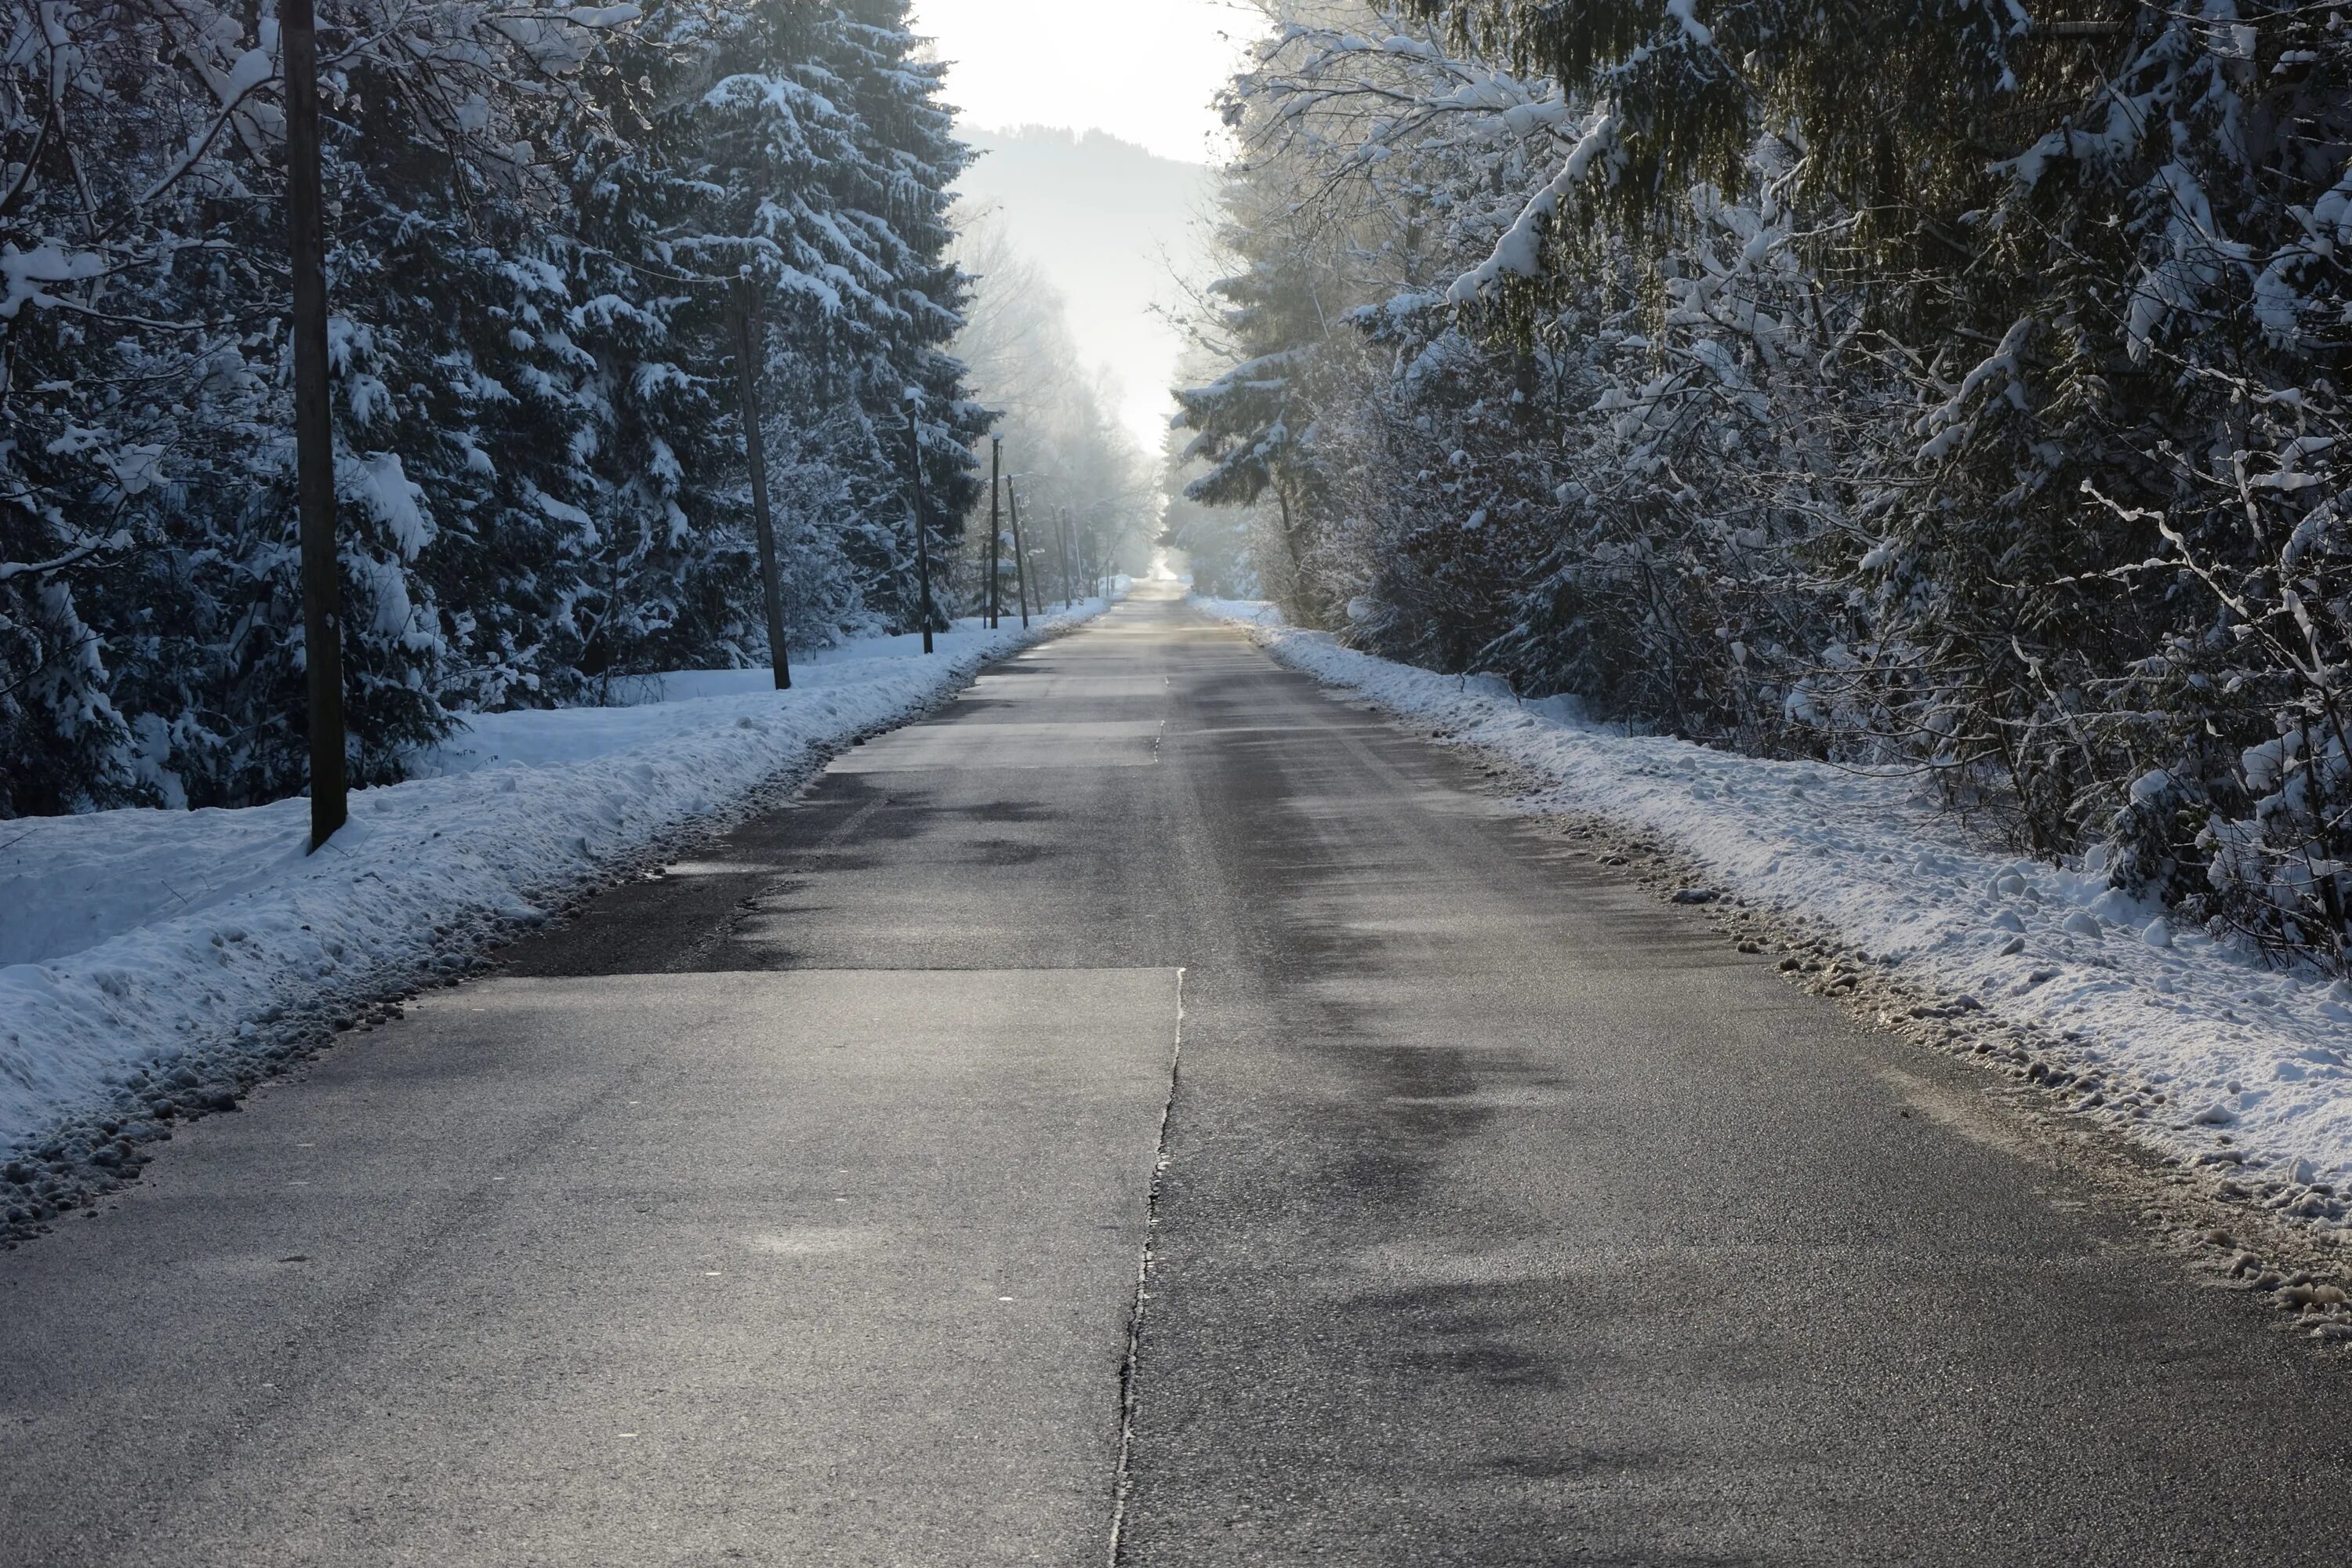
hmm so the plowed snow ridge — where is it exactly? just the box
[0,601,1115,1150]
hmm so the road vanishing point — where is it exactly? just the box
[7,586,2352,1566]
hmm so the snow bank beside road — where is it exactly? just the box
[1196,596,2352,1210]
[0,605,1108,1154]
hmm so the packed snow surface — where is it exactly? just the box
[1195,597,2352,1197]
[0,606,1108,1150]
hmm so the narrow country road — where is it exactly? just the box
[6,586,2352,1566]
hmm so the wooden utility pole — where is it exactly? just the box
[731,276,790,689]
[987,436,1002,630]
[1056,506,1073,608]
[1006,477,1031,628]
[284,0,345,853]
[906,408,933,654]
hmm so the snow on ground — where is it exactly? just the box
[1195,596,2352,1207]
[0,604,1110,1153]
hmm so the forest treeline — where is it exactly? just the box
[3,0,1006,818]
[1168,0,2352,965]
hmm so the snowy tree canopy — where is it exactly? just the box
[1,0,978,812]
[1178,0,2352,967]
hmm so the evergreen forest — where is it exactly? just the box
[1170,0,2352,965]
[2,0,988,815]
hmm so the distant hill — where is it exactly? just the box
[955,125,1218,449]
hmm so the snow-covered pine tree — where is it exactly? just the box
[1,0,633,810]
[561,0,982,664]
[3,0,984,816]
[1172,240,1330,621]
[811,0,985,631]
[554,1,752,686]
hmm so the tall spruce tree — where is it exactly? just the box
[2,0,983,812]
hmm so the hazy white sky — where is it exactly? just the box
[915,2,1264,455]
[911,0,1261,167]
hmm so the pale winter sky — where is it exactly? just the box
[913,1,1265,454]
[911,0,1261,165]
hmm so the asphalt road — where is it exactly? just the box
[6,586,2352,1566]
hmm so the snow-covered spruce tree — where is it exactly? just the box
[1157,361,1251,597]
[154,29,624,802]
[0,0,633,811]
[3,0,983,815]
[561,0,980,668]
[818,0,987,629]
[702,0,983,639]
[1172,183,1340,624]
[552,2,750,686]
[0,0,279,812]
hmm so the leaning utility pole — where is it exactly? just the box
[1006,477,1031,628]
[731,275,790,689]
[987,436,1002,630]
[906,403,933,654]
[284,0,345,853]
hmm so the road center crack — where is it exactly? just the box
[1106,966,1183,1566]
